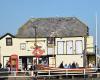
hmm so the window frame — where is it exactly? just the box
[66,40,73,54]
[6,37,13,46]
[75,40,83,54]
[57,41,64,55]
[47,37,55,44]
[20,43,26,50]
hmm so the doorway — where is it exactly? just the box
[22,57,27,70]
[87,55,96,67]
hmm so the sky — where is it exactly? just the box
[0,0,100,48]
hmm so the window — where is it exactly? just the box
[66,41,73,54]
[75,40,83,54]
[48,47,54,55]
[27,57,33,65]
[6,38,12,46]
[57,41,64,54]
[20,43,26,50]
[47,37,55,44]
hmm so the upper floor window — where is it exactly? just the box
[66,41,73,54]
[47,37,55,44]
[6,38,12,46]
[75,40,83,54]
[57,41,64,54]
[20,43,26,50]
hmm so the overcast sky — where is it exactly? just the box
[0,0,100,48]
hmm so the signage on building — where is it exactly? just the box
[32,44,45,58]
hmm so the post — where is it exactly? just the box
[95,13,98,68]
[34,26,38,66]
[83,36,87,68]
[0,47,2,62]
[33,26,38,66]
[84,69,86,80]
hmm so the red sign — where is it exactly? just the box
[32,47,45,58]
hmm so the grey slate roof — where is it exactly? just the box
[16,17,89,38]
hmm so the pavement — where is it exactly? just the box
[7,73,31,80]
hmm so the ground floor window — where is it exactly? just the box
[3,56,54,70]
[19,56,49,70]
[3,56,9,68]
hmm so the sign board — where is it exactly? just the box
[32,47,45,58]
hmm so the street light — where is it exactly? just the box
[32,26,38,66]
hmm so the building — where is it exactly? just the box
[0,33,95,70]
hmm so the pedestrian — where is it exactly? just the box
[29,66,33,71]
[6,61,11,71]
[59,61,64,68]
[23,63,27,70]
[0,62,2,68]
[64,64,68,68]
[72,62,76,68]
[75,62,79,68]
[68,63,72,68]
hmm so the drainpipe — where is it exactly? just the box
[0,46,1,63]
[83,36,87,68]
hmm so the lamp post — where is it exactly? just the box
[33,26,38,66]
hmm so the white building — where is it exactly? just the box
[0,33,95,70]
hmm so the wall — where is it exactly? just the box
[0,35,47,67]
[86,36,94,53]
[56,55,83,67]
[0,35,94,68]
[55,37,85,55]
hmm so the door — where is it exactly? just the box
[22,57,27,70]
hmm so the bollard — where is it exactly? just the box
[83,69,86,80]
[31,71,37,80]
[72,75,74,80]
[14,71,16,80]
[14,71,16,76]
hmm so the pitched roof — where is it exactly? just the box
[0,33,15,39]
[16,17,89,38]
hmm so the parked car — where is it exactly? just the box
[0,68,9,80]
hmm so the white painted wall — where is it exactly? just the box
[55,37,85,55]
[0,34,94,68]
[0,35,47,65]
[56,55,83,67]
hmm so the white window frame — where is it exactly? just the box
[47,47,54,55]
[75,40,83,54]
[20,43,26,50]
[57,41,64,54]
[66,40,73,54]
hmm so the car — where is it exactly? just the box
[0,68,9,80]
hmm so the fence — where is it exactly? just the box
[0,68,100,80]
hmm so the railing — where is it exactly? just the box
[0,68,100,80]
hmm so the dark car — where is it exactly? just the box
[0,68,9,80]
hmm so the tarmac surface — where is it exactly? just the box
[5,78,100,80]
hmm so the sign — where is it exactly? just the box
[32,47,45,58]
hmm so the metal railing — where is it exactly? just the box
[0,68,100,80]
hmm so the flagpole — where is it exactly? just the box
[96,13,98,67]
